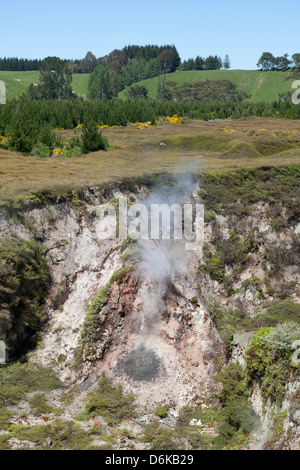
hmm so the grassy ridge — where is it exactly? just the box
[119,70,296,103]
[0,69,296,102]
[0,71,90,101]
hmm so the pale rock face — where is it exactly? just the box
[0,184,225,408]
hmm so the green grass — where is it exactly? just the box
[0,71,90,100]
[70,73,90,98]
[0,69,295,102]
[119,70,296,103]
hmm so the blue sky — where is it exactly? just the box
[1,0,299,69]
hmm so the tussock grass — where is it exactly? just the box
[1,117,300,201]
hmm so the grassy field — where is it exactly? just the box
[0,69,296,102]
[119,70,296,102]
[1,117,300,201]
[0,71,90,100]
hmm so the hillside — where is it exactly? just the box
[0,69,296,103]
[119,70,296,102]
[0,71,90,100]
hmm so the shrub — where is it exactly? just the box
[30,142,51,158]
[80,122,108,153]
[0,363,63,408]
[257,301,300,327]
[9,420,92,449]
[244,326,300,405]
[213,362,259,448]
[125,85,149,100]
[29,393,56,416]
[67,134,81,150]
[0,406,13,431]
[81,287,109,344]
[264,322,300,354]
[64,146,82,158]
[84,377,136,425]
[154,404,169,418]
[142,425,183,450]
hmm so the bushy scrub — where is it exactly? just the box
[0,236,50,356]
[0,363,63,409]
[199,165,300,218]
[154,404,169,418]
[142,425,184,450]
[264,322,300,354]
[254,301,300,328]
[30,142,51,158]
[82,377,136,425]
[81,267,131,347]
[213,362,259,449]
[80,122,108,153]
[8,420,92,450]
[7,119,61,155]
[81,287,109,345]
[65,146,82,157]
[199,232,258,290]
[29,393,60,416]
[245,324,300,405]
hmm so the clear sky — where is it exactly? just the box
[1,0,299,69]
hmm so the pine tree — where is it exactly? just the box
[27,57,73,100]
[156,73,172,101]
[223,54,231,69]
[194,56,205,70]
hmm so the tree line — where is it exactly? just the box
[0,45,180,73]
[179,54,230,71]
[257,52,300,71]
[0,57,43,71]
[0,57,71,71]
[0,46,228,74]
[1,94,300,156]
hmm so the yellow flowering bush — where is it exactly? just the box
[223,128,236,133]
[0,133,11,147]
[72,116,183,132]
[52,148,65,156]
[166,114,183,124]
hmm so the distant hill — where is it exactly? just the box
[0,71,90,100]
[0,69,296,103]
[118,70,296,102]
